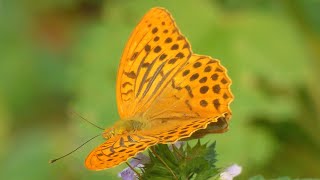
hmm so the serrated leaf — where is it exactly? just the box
[141,140,219,180]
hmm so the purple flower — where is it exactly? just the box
[118,153,150,180]
[220,164,242,180]
[168,141,185,151]
[130,153,150,167]
[118,167,136,180]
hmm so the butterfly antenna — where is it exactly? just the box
[49,134,101,163]
[69,110,104,130]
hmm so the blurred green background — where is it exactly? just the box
[1,0,319,179]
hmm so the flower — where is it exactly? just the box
[130,153,150,167]
[118,167,136,180]
[118,153,150,180]
[220,164,242,180]
[168,141,185,151]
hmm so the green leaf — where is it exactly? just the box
[141,141,219,180]
[249,175,266,180]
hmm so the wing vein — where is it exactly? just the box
[142,60,167,97]
[136,55,158,97]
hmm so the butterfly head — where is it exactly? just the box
[102,127,127,139]
[102,127,115,139]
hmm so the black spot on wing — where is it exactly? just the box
[145,44,151,52]
[154,46,162,53]
[221,78,228,84]
[212,84,221,94]
[171,44,179,50]
[204,66,211,72]
[199,77,207,83]
[122,82,133,88]
[193,62,202,68]
[152,27,158,34]
[182,69,190,76]
[200,86,209,94]
[200,100,208,107]
[213,99,220,110]
[190,73,199,81]
[176,52,184,59]
[154,36,160,42]
[159,53,167,61]
[165,37,172,43]
[211,73,218,81]
[130,52,139,61]
[124,71,137,79]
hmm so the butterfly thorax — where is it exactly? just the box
[102,119,146,139]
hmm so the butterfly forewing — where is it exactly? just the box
[116,8,192,118]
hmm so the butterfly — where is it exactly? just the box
[85,7,233,170]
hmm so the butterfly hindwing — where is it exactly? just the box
[145,54,233,121]
[85,134,158,170]
[142,118,217,143]
[138,54,233,142]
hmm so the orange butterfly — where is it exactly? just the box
[85,7,233,170]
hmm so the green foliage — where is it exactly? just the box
[249,175,320,180]
[141,141,219,180]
